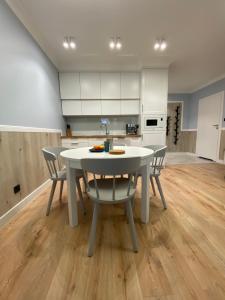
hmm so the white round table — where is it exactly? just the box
[61,146,154,227]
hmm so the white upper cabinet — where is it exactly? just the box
[82,100,101,115]
[121,100,140,115]
[141,69,168,114]
[59,73,80,99]
[62,100,82,116]
[100,73,121,99]
[121,73,140,99]
[101,100,121,115]
[80,72,100,99]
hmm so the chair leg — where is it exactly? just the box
[125,201,138,252]
[88,203,99,257]
[76,177,86,215]
[59,180,64,205]
[150,176,156,196]
[155,176,167,209]
[46,181,57,216]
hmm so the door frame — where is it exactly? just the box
[197,91,224,162]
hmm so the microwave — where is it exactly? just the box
[143,114,166,131]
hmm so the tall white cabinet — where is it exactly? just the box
[141,69,168,114]
[141,68,168,146]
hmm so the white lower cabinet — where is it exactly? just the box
[101,100,121,115]
[62,100,82,116]
[82,100,101,115]
[142,131,166,146]
[121,100,140,115]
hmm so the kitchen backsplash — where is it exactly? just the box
[65,116,139,134]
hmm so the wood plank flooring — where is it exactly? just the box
[0,163,225,300]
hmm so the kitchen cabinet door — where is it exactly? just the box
[141,69,168,114]
[121,100,140,115]
[62,100,82,116]
[142,131,166,146]
[100,73,120,99]
[80,72,100,99]
[101,100,121,115]
[121,73,140,99]
[59,73,80,99]
[82,100,101,115]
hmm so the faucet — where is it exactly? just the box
[100,118,110,135]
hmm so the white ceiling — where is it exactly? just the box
[6,0,225,93]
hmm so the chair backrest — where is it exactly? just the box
[81,157,141,200]
[42,147,68,179]
[150,146,167,175]
[144,145,165,152]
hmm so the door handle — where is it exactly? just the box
[212,124,219,129]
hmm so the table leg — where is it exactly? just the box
[66,162,78,227]
[141,162,150,223]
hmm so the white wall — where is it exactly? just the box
[0,1,65,131]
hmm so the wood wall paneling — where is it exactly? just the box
[219,130,225,161]
[0,131,61,217]
[167,103,197,152]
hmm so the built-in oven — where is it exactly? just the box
[143,114,166,131]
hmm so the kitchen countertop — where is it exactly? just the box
[61,134,142,139]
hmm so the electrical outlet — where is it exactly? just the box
[14,184,20,194]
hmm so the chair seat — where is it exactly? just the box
[87,178,136,203]
[52,170,66,180]
[52,169,84,180]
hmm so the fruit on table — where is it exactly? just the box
[93,145,104,150]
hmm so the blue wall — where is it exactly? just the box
[0,1,65,131]
[169,78,225,129]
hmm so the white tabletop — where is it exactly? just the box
[60,146,154,161]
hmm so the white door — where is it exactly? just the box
[196,92,223,160]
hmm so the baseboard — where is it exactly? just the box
[0,179,51,228]
[216,159,225,165]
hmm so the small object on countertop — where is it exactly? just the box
[109,149,125,155]
[104,140,110,152]
[89,148,104,153]
[66,124,72,138]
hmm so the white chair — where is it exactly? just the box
[81,157,141,257]
[42,147,85,216]
[145,145,167,209]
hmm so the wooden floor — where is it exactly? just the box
[1,163,225,300]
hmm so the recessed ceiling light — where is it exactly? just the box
[116,38,122,50]
[109,39,115,49]
[63,38,69,49]
[154,42,160,50]
[63,37,76,49]
[160,40,167,51]
[69,38,76,49]
[154,39,168,51]
[109,37,122,50]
